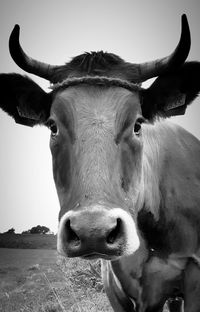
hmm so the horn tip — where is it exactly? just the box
[12,24,20,34]
[181,13,190,46]
[9,25,21,61]
[181,14,188,27]
[10,25,20,43]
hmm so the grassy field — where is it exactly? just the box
[0,234,56,249]
[0,235,169,312]
[0,248,112,312]
[0,234,112,311]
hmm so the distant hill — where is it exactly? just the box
[0,233,57,249]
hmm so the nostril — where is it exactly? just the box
[106,218,122,244]
[65,219,80,245]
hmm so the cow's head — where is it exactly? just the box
[1,15,200,260]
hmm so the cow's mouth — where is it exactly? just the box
[82,253,120,260]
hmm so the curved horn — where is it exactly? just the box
[9,24,59,81]
[135,14,191,82]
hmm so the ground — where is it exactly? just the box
[0,248,112,312]
[0,235,170,312]
[0,234,57,250]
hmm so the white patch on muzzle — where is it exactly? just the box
[57,210,74,256]
[109,208,140,255]
[57,206,140,257]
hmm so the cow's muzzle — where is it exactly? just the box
[57,205,140,259]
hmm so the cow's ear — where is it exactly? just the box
[0,73,51,126]
[141,62,200,121]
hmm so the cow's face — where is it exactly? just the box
[51,85,143,259]
[2,15,199,260]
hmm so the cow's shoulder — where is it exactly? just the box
[140,120,200,256]
[142,120,200,205]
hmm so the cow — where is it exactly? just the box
[0,14,200,312]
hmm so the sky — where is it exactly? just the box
[0,0,200,234]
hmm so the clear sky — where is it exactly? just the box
[0,0,200,233]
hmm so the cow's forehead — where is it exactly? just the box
[51,85,141,125]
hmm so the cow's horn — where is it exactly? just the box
[135,14,191,82]
[9,24,59,82]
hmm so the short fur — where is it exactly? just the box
[51,51,141,83]
[0,73,51,126]
[1,50,200,312]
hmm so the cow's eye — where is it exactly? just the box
[134,118,144,136]
[47,120,59,136]
[134,122,141,135]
